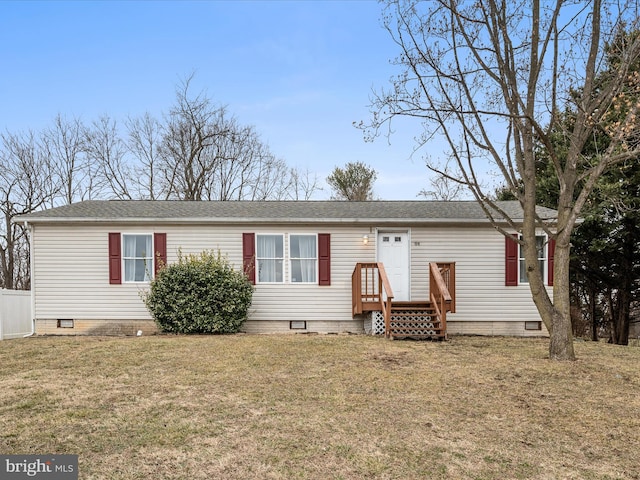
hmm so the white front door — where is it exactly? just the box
[377,231,410,301]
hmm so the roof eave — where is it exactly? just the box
[16,216,542,225]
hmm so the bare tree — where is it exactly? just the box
[84,115,132,200]
[159,77,230,201]
[364,0,640,360]
[126,113,166,200]
[285,167,322,200]
[40,114,89,205]
[205,121,288,201]
[160,75,298,201]
[244,154,292,200]
[0,131,57,289]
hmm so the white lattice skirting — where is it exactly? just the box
[369,311,437,336]
[371,311,386,335]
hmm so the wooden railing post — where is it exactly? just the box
[436,262,455,313]
[352,262,394,338]
[376,263,394,338]
[429,262,454,340]
[352,265,362,316]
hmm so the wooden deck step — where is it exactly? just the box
[391,301,431,308]
[388,300,444,340]
[391,310,436,316]
[391,319,442,326]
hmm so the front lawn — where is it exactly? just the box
[1,334,638,479]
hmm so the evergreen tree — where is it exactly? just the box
[326,162,377,201]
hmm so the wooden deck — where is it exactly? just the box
[352,262,455,340]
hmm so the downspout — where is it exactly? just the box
[23,221,35,337]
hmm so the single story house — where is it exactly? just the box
[16,200,556,337]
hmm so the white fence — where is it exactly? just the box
[0,289,32,340]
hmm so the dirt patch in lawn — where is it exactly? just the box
[1,335,639,479]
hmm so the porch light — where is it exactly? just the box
[362,234,369,245]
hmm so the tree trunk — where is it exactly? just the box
[548,234,576,360]
[611,290,631,345]
[590,284,599,342]
[521,210,576,360]
[2,211,14,290]
[523,187,576,360]
[549,307,575,360]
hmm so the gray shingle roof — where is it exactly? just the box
[15,200,557,225]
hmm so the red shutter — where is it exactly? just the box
[242,233,256,285]
[505,235,519,286]
[108,232,121,285]
[548,237,556,286]
[154,233,167,276]
[318,233,331,286]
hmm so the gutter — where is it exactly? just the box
[23,221,35,338]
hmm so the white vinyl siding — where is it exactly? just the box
[30,222,550,336]
[32,224,157,321]
[409,227,552,327]
[247,227,370,328]
[30,224,372,329]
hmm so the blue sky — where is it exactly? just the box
[1,0,444,200]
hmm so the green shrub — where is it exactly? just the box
[144,250,253,334]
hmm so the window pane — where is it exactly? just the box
[290,235,317,283]
[290,236,300,258]
[291,259,316,283]
[519,259,527,284]
[290,235,316,258]
[135,259,150,281]
[123,236,137,257]
[124,259,151,282]
[257,235,283,258]
[258,259,283,282]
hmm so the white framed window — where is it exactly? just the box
[290,234,317,283]
[256,234,284,283]
[519,235,546,284]
[123,234,153,282]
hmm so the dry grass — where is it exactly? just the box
[1,334,639,479]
